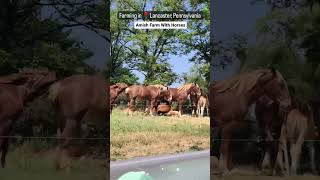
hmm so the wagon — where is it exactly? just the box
[157,104,171,113]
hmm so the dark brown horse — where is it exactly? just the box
[0,69,56,167]
[255,95,283,174]
[210,68,291,175]
[169,83,201,116]
[48,74,108,169]
[110,83,128,112]
[125,85,172,116]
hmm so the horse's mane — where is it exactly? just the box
[0,68,52,85]
[111,83,127,87]
[212,69,271,96]
[177,83,196,94]
[148,84,166,89]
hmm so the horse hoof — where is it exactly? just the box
[222,170,231,176]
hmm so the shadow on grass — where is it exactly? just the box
[1,142,107,180]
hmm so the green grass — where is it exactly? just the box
[111,109,210,160]
[1,143,107,180]
[111,109,210,136]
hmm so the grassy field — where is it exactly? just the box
[110,109,210,161]
[1,143,107,180]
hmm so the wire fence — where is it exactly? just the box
[212,138,320,142]
[0,136,108,140]
[211,138,320,175]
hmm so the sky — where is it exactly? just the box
[133,50,194,88]
[41,5,110,71]
[211,0,268,81]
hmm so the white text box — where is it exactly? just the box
[133,21,187,29]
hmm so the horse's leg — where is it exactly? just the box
[291,133,304,175]
[0,119,12,168]
[201,106,205,117]
[270,139,280,174]
[178,103,183,117]
[264,130,274,173]
[128,98,135,116]
[145,100,149,114]
[191,105,195,116]
[220,121,242,175]
[0,138,8,168]
[56,117,80,171]
[193,102,198,117]
[275,125,288,176]
[307,141,317,174]
[206,105,209,116]
[150,100,158,116]
[275,145,283,175]
[197,105,200,116]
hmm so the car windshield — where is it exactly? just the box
[111,151,210,180]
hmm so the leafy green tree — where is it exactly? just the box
[240,2,320,103]
[179,0,210,83]
[0,0,109,76]
[111,0,188,85]
[182,63,209,94]
[109,2,138,84]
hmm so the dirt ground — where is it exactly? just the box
[211,156,319,180]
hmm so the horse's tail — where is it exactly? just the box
[48,82,61,103]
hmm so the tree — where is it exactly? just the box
[179,0,210,83]
[0,0,109,77]
[240,1,320,103]
[109,2,138,84]
[182,63,209,94]
[111,0,185,85]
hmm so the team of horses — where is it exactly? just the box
[110,83,209,117]
[0,69,109,169]
[211,68,320,176]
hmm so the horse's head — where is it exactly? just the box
[188,83,202,98]
[159,86,172,102]
[111,83,128,92]
[258,68,291,112]
[19,68,57,92]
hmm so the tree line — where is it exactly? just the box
[110,0,210,93]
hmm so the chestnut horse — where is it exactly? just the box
[110,83,128,112]
[210,68,291,175]
[197,94,209,117]
[125,85,172,115]
[276,106,317,175]
[48,74,108,169]
[169,83,201,116]
[0,69,56,167]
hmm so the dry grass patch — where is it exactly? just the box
[111,132,209,160]
[111,109,210,160]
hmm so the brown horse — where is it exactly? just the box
[210,68,291,175]
[110,83,128,112]
[125,85,172,116]
[169,83,201,116]
[276,107,317,175]
[48,74,108,169]
[0,69,56,167]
